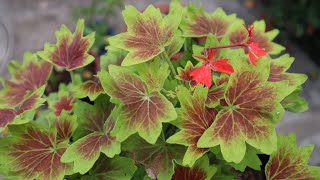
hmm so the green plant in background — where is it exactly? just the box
[72,0,124,51]
[0,1,319,179]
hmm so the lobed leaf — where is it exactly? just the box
[82,155,137,180]
[180,6,238,39]
[61,96,120,174]
[50,111,78,143]
[0,86,46,132]
[99,66,177,144]
[198,60,295,163]
[108,5,182,66]
[0,52,51,107]
[122,135,185,180]
[37,19,95,71]
[172,156,217,180]
[167,85,218,167]
[73,80,104,101]
[229,20,285,55]
[265,134,320,180]
[48,85,75,116]
[0,124,72,180]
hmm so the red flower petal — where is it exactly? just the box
[190,65,212,87]
[207,48,216,59]
[192,55,209,61]
[248,43,266,65]
[210,59,234,74]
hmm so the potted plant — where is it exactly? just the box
[0,1,319,179]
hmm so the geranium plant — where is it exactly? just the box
[0,1,319,180]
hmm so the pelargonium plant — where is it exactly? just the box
[0,1,319,180]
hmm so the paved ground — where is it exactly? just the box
[0,0,319,165]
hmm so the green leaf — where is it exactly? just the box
[61,97,120,174]
[181,5,238,38]
[265,134,320,180]
[122,135,185,180]
[99,66,177,144]
[108,5,182,66]
[198,60,295,163]
[136,58,170,92]
[212,145,262,172]
[281,87,308,112]
[0,51,51,107]
[100,46,127,71]
[172,155,217,180]
[165,30,185,58]
[167,85,218,167]
[0,123,73,180]
[81,155,137,180]
[37,19,95,71]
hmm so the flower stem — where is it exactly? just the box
[204,43,246,52]
[162,52,178,78]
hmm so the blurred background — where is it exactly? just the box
[0,0,319,164]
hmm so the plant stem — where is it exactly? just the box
[69,71,76,85]
[205,43,246,51]
[162,52,178,78]
[161,128,166,140]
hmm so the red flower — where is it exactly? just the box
[190,49,234,87]
[243,24,266,65]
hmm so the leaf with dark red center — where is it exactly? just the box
[265,134,320,180]
[122,135,185,180]
[0,124,72,180]
[50,111,77,143]
[198,60,295,163]
[167,85,218,166]
[0,86,46,132]
[37,19,95,71]
[73,80,104,101]
[0,52,52,107]
[180,5,237,39]
[206,82,227,108]
[81,155,137,180]
[108,5,182,66]
[61,96,120,174]
[267,54,308,112]
[177,61,197,86]
[136,58,170,92]
[73,95,113,138]
[268,54,307,88]
[172,156,216,180]
[48,85,75,116]
[98,66,177,144]
[229,20,285,55]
